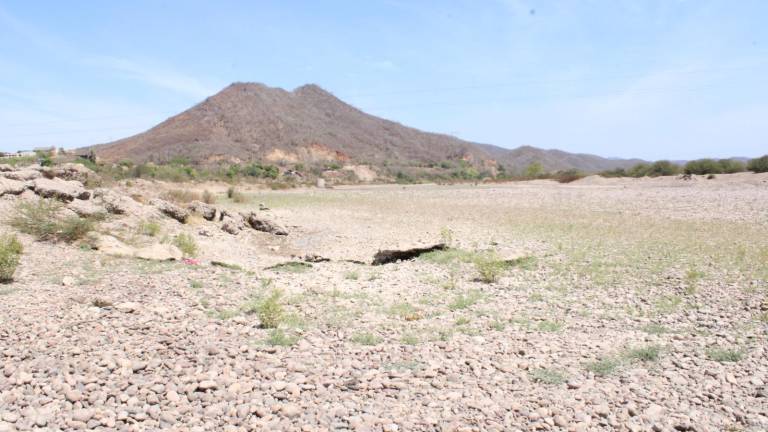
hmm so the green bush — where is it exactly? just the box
[9,200,60,240]
[57,216,95,242]
[747,155,768,173]
[173,233,198,257]
[717,159,746,174]
[246,289,284,329]
[474,252,508,283]
[0,234,23,283]
[647,160,681,177]
[684,159,720,175]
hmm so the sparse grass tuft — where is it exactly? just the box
[448,290,483,310]
[706,347,744,363]
[642,324,670,334]
[189,280,203,289]
[138,220,161,237]
[655,295,682,314]
[537,320,564,332]
[0,234,23,283]
[625,345,662,362]
[351,332,381,345]
[173,233,198,257]
[585,357,621,376]
[344,270,360,280]
[530,368,567,385]
[400,333,420,345]
[264,329,299,347]
[490,320,506,331]
[388,302,422,321]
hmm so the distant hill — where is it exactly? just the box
[88,82,642,173]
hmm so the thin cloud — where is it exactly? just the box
[87,56,218,99]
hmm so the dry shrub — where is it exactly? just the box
[162,189,201,204]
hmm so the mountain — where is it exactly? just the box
[88,82,641,172]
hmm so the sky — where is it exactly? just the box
[1,0,767,160]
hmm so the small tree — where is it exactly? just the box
[747,155,768,173]
[524,161,544,178]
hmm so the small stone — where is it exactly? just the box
[72,409,93,422]
[198,380,218,391]
[281,403,301,418]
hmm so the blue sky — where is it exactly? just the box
[1,0,766,159]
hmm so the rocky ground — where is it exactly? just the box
[0,167,767,431]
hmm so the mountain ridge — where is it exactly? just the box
[88,82,643,173]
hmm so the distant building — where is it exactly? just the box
[0,150,35,159]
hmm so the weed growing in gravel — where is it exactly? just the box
[351,332,381,345]
[0,234,23,283]
[10,200,95,242]
[211,308,239,320]
[448,289,483,310]
[0,287,18,295]
[400,333,419,345]
[388,302,422,320]
[490,320,506,331]
[58,217,96,242]
[474,252,509,283]
[439,227,454,246]
[173,233,198,257]
[685,268,705,294]
[245,288,284,328]
[537,320,564,332]
[625,345,662,362]
[268,261,312,273]
[507,255,537,270]
[585,357,622,376]
[642,324,670,334]
[138,220,161,237]
[706,347,744,363]
[530,368,567,385]
[655,295,682,314]
[189,280,203,289]
[454,316,471,326]
[420,248,479,265]
[265,329,299,347]
[344,270,360,280]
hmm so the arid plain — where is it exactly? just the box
[1,170,767,431]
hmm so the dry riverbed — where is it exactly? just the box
[1,173,767,431]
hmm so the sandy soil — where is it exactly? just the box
[1,173,767,431]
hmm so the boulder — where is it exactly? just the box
[243,211,288,236]
[3,169,41,181]
[68,200,107,218]
[187,201,217,221]
[89,234,135,257]
[94,189,139,215]
[32,178,90,202]
[149,199,189,223]
[0,164,14,172]
[43,163,96,183]
[135,243,183,261]
[220,210,246,234]
[0,178,28,196]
